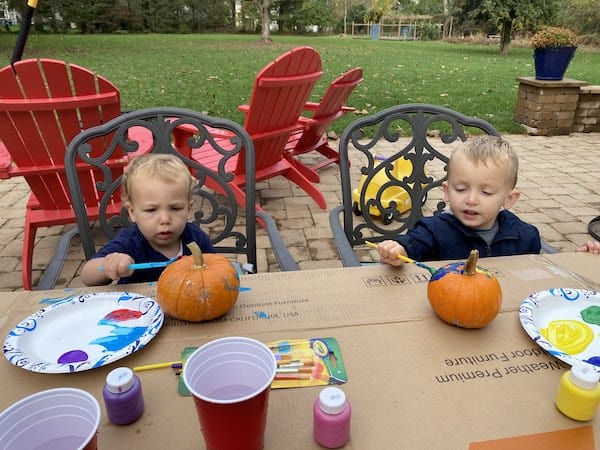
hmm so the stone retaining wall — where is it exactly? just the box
[573,85,600,133]
[513,77,600,135]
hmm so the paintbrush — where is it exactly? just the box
[99,256,251,291]
[100,255,180,272]
[133,361,183,372]
[365,240,437,275]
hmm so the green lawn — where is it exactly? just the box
[1,33,599,134]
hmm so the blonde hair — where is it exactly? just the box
[122,154,196,204]
[448,135,519,188]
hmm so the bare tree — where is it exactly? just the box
[442,0,451,39]
[254,0,273,43]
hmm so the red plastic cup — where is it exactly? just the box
[0,387,100,449]
[183,336,277,450]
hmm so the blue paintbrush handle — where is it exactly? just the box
[99,256,179,272]
[128,260,172,270]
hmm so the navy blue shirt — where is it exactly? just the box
[394,210,541,261]
[92,223,216,284]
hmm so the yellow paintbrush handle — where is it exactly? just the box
[133,361,182,372]
[395,253,417,264]
[365,240,437,275]
[364,240,378,250]
[364,240,416,263]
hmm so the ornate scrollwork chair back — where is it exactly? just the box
[65,107,298,276]
[329,104,505,266]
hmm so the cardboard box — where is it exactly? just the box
[0,253,598,448]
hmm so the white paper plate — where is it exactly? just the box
[519,288,600,372]
[3,292,163,373]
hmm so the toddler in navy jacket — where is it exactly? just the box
[377,135,600,266]
[81,154,215,285]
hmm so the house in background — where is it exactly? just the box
[1,1,19,25]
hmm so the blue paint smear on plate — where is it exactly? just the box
[90,324,148,352]
[88,309,148,352]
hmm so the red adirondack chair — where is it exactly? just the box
[0,58,150,289]
[284,67,363,182]
[175,46,326,210]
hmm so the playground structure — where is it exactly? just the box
[351,15,438,41]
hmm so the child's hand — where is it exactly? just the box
[101,253,135,281]
[576,240,600,254]
[377,240,408,267]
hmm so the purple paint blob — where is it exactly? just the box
[57,350,89,364]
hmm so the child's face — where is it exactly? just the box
[442,154,520,230]
[126,176,192,256]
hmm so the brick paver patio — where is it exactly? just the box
[0,133,598,292]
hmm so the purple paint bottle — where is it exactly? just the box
[103,367,144,425]
[313,387,351,448]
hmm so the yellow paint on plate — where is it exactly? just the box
[540,320,594,355]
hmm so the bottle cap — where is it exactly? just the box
[569,364,600,390]
[318,387,347,415]
[106,367,135,394]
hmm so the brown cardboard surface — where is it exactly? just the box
[545,252,599,286]
[0,253,598,449]
[157,254,593,337]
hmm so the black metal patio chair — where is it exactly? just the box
[329,103,557,267]
[62,107,298,282]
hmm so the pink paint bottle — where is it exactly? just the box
[313,387,351,448]
[103,367,144,425]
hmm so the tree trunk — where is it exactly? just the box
[230,0,236,29]
[442,0,450,40]
[258,0,272,43]
[499,19,512,54]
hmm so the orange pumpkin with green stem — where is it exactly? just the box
[427,249,502,329]
[156,242,239,322]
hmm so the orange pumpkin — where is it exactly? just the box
[156,242,239,322]
[427,249,502,329]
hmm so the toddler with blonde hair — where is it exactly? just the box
[81,153,215,285]
[377,135,600,266]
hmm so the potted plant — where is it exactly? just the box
[531,27,578,81]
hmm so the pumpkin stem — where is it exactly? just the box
[464,249,479,276]
[187,242,206,269]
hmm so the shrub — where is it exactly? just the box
[531,27,578,48]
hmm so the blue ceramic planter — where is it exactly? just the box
[534,46,577,80]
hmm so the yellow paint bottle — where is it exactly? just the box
[556,364,600,421]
